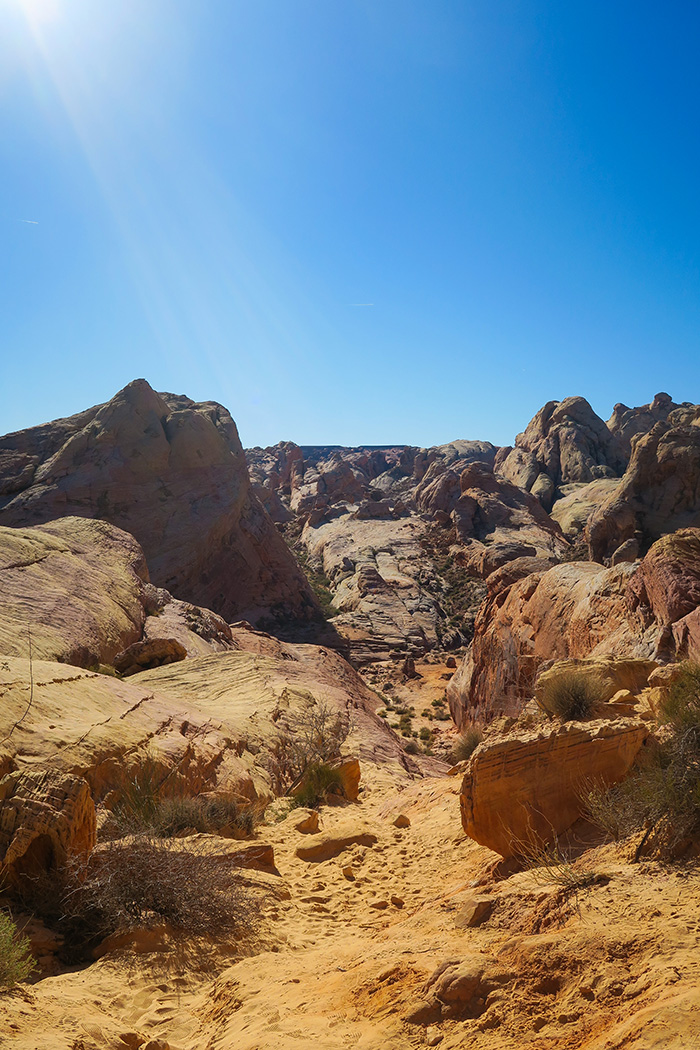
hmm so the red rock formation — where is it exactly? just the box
[587,422,700,564]
[448,528,700,728]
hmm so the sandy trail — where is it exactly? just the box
[2,769,700,1050]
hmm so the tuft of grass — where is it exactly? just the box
[449,727,483,764]
[0,912,34,989]
[111,757,255,839]
[661,662,700,738]
[290,762,345,808]
[539,670,606,721]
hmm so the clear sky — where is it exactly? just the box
[1,0,699,448]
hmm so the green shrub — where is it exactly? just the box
[539,670,606,721]
[403,740,420,755]
[419,727,431,742]
[0,912,34,989]
[449,727,483,764]
[290,762,345,808]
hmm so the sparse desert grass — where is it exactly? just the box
[0,911,34,989]
[111,757,255,839]
[449,727,483,764]
[583,663,700,858]
[539,670,606,721]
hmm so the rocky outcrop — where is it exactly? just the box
[460,718,649,857]
[0,517,236,669]
[550,478,620,539]
[607,393,696,457]
[449,463,569,576]
[0,380,318,628]
[0,630,423,807]
[0,769,96,885]
[448,529,700,727]
[499,396,627,494]
[447,561,647,727]
[587,422,700,564]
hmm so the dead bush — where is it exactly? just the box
[15,836,253,958]
[262,698,350,796]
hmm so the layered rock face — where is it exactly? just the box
[0,769,96,885]
[0,380,318,628]
[447,528,700,727]
[0,517,235,669]
[460,717,649,858]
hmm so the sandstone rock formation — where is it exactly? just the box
[499,396,627,495]
[448,463,569,576]
[448,528,700,727]
[0,768,96,885]
[460,717,649,857]
[0,380,318,628]
[0,631,425,807]
[587,421,700,564]
[0,517,235,669]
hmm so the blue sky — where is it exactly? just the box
[1,0,699,447]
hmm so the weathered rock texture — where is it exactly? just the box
[0,768,96,885]
[448,528,700,727]
[0,517,235,669]
[460,718,649,857]
[499,396,627,494]
[0,380,318,628]
[587,421,700,564]
[0,631,429,807]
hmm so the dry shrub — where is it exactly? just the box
[0,911,34,988]
[539,670,606,721]
[583,663,700,858]
[262,698,350,796]
[15,836,253,958]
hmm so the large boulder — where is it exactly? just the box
[0,380,318,628]
[587,422,700,564]
[460,719,649,857]
[0,517,235,669]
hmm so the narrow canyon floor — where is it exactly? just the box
[3,762,700,1050]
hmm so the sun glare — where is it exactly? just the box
[16,0,61,24]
